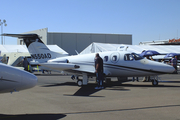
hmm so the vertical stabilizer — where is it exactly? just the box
[1,34,66,63]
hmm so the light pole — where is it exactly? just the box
[0,19,7,45]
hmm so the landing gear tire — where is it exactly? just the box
[152,80,158,86]
[77,80,83,87]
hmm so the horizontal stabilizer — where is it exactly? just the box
[1,33,38,38]
[40,63,80,71]
[2,33,66,62]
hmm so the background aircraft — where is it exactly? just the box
[2,34,175,86]
[0,63,37,93]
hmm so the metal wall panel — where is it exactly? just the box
[91,34,106,43]
[105,34,119,43]
[61,33,77,55]
[47,33,54,44]
[119,35,132,44]
[76,34,92,53]
[48,33,62,46]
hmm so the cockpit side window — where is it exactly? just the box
[131,53,143,60]
[104,56,108,62]
[124,54,134,61]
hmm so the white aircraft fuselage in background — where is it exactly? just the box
[1,34,175,86]
[44,51,174,77]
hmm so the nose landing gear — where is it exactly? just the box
[150,76,159,86]
[152,79,158,86]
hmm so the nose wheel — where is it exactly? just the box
[150,76,159,86]
[152,79,158,86]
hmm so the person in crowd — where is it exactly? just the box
[23,57,29,71]
[132,77,139,82]
[171,56,178,74]
[143,55,154,82]
[161,59,165,63]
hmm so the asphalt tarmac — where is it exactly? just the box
[0,73,180,120]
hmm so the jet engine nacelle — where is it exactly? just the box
[48,58,69,63]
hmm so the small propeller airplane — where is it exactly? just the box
[0,62,37,94]
[1,33,175,86]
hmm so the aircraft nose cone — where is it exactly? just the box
[155,63,175,74]
[166,65,175,73]
[27,73,38,87]
[21,72,37,89]
[145,60,175,74]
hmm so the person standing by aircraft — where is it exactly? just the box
[143,55,153,82]
[23,57,29,71]
[171,56,177,74]
[95,53,104,89]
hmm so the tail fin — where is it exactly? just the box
[2,34,66,62]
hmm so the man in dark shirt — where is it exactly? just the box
[95,53,104,89]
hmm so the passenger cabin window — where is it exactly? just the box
[104,56,108,62]
[110,52,120,63]
[112,55,117,61]
[124,54,134,61]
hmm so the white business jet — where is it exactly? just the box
[2,34,175,86]
[0,63,37,93]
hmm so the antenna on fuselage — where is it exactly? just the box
[125,46,129,51]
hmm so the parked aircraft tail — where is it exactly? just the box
[1,34,67,62]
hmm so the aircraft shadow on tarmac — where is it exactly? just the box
[41,80,180,97]
[0,113,66,120]
[42,82,105,97]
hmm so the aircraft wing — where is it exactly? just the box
[1,33,38,38]
[39,63,80,71]
[72,64,95,73]
[40,62,95,74]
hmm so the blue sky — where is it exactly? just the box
[0,0,180,45]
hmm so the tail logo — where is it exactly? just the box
[31,53,51,59]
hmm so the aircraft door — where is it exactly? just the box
[110,52,120,64]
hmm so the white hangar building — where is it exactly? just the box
[17,28,132,55]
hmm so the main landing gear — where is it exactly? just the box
[71,73,89,87]
[77,80,83,86]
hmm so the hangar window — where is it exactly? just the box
[104,56,108,62]
[124,54,134,61]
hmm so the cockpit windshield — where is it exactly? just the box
[131,53,143,60]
